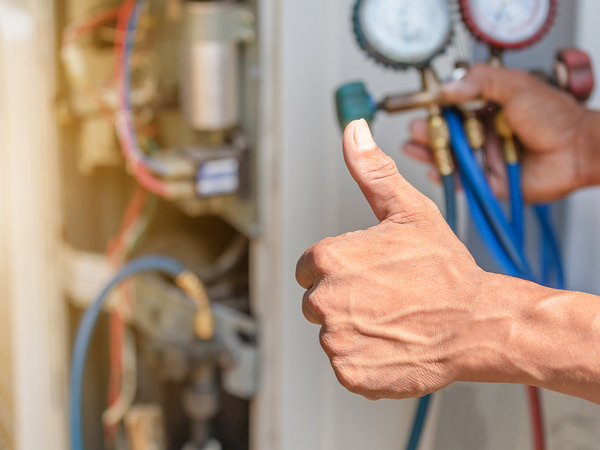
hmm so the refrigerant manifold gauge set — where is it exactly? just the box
[336,2,595,450]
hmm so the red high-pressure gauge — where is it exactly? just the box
[459,0,557,50]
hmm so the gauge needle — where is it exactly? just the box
[494,0,512,25]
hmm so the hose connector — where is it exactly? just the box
[463,111,485,151]
[494,111,519,165]
[176,271,215,340]
[428,113,454,176]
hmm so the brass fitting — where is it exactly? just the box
[463,111,485,150]
[176,271,214,340]
[494,111,519,164]
[428,112,454,177]
[381,67,444,113]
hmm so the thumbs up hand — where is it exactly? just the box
[296,119,496,400]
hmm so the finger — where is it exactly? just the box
[302,287,323,325]
[442,63,538,106]
[409,119,429,146]
[482,122,509,199]
[427,166,442,185]
[343,119,433,223]
[296,248,318,289]
[403,142,434,164]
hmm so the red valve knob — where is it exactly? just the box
[555,49,595,102]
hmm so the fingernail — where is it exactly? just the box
[442,79,467,94]
[354,119,376,150]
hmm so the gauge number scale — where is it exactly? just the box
[460,0,557,50]
[354,0,452,69]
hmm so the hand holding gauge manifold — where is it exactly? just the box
[405,63,593,204]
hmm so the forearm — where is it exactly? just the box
[454,274,600,404]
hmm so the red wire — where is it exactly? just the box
[62,6,121,45]
[113,0,172,199]
[105,186,148,442]
[527,386,546,450]
[114,0,134,89]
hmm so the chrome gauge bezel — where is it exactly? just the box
[353,0,453,70]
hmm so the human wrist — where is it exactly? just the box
[449,273,552,387]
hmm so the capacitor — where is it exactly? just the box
[180,0,255,132]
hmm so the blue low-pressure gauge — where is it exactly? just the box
[353,0,453,70]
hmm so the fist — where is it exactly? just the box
[296,120,487,400]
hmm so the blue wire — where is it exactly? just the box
[70,256,188,450]
[445,109,534,280]
[121,0,172,177]
[507,163,525,252]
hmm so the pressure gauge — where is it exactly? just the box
[460,0,557,50]
[353,0,452,69]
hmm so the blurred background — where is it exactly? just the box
[1,0,600,449]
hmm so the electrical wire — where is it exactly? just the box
[114,0,195,199]
[62,6,121,45]
[61,6,121,122]
[117,0,194,179]
[104,188,154,442]
[70,256,190,450]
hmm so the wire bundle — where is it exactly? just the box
[114,0,195,198]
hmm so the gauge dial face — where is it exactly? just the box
[357,0,452,67]
[461,0,556,49]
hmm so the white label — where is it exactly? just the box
[196,157,240,197]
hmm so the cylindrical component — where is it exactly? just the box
[180,1,245,131]
[463,111,485,150]
[494,111,519,164]
[428,112,454,177]
[335,82,377,130]
[555,48,595,102]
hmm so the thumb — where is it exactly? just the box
[442,63,536,106]
[343,119,432,223]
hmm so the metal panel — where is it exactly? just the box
[0,2,68,449]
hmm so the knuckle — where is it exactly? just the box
[305,290,329,318]
[319,331,336,355]
[310,241,338,273]
[363,155,399,184]
[331,359,366,394]
[319,329,344,357]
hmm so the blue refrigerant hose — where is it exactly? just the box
[462,173,521,277]
[508,163,525,251]
[70,256,189,450]
[406,110,563,450]
[404,174,457,450]
[535,205,565,290]
[445,109,534,280]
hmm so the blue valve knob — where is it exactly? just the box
[335,82,377,131]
